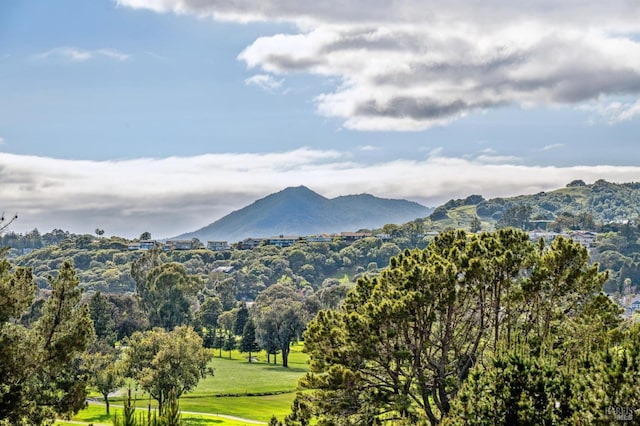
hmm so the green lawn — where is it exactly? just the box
[55,403,260,425]
[61,344,309,425]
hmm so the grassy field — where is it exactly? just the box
[58,344,308,425]
[56,404,255,426]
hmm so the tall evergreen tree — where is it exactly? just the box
[88,291,116,344]
[234,303,249,336]
[0,258,94,425]
[223,331,236,359]
[240,319,259,362]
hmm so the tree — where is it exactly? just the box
[291,229,607,425]
[106,293,149,340]
[195,296,222,333]
[136,262,200,330]
[234,303,249,336]
[252,284,306,367]
[139,231,152,241]
[0,212,18,234]
[316,278,351,310]
[443,348,581,426]
[240,318,259,362]
[218,310,236,335]
[223,331,237,359]
[191,237,204,249]
[258,318,281,364]
[0,258,94,424]
[195,296,222,348]
[444,294,625,426]
[83,343,124,414]
[95,228,105,238]
[88,291,116,345]
[497,204,532,229]
[258,301,304,368]
[214,277,237,311]
[122,326,213,414]
[210,329,225,356]
[470,215,481,233]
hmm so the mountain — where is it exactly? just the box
[175,186,431,242]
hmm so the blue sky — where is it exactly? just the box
[2,0,640,238]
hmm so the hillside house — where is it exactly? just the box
[622,295,640,317]
[213,265,234,273]
[128,240,158,250]
[207,240,230,251]
[140,240,158,250]
[305,235,334,243]
[528,231,561,243]
[165,240,193,250]
[374,233,392,241]
[267,235,301,248]
[568,231,597,248]
[238,238,265,250]
[340,232,372,242]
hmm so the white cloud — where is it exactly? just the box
[0,137,5,146]
[3,148,640,239]
[33,47,131,62]
[358,145,379,151]
[582,98,640,124]
[145,51,170,61]
[244,74,284,91]
[96,48,131,61]
[540,144,564,151]
[118,0,640,130]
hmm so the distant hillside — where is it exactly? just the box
[175,186,431,242]
[423,179,640,231]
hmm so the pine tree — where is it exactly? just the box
[240,318,259,362]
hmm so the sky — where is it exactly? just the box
[1,0,640,239]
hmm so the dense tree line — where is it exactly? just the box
[12,233,407,300]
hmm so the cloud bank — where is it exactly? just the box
[3,149,640,239]
[118,0,640,130]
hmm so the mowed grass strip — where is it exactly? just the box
[181,393,296,422]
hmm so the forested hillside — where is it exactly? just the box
[15,232,424,299]
[426,179,640,231]
[422,180,640,294]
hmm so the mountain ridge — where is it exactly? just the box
[175,186,431,242]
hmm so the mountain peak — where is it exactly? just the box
[263,186,329,204]
[278,185,319,196]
